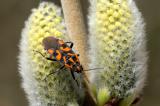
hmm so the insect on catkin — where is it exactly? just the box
[19,1,82,106]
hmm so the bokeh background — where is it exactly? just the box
[0,0,159,106]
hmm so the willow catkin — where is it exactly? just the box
[19,1,81,106]
[88,0,147,105]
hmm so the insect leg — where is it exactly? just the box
[46,58,57,61]
[44,65,65,81]
[70,71,79,86]
[33,50,57,61]
[65,42,73,48]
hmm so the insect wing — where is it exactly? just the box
[42,36,59,50]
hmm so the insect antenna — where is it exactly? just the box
[83,68,104,71]
[33,50,46,58]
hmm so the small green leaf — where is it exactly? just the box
[97,88,111,106]
[119,93,136,106]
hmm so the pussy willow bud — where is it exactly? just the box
[88,0,147,105]
[19,1,81,106]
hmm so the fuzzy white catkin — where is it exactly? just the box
[88,0,147,105]
[18,1,81,106]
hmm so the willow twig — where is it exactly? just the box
[60,0,96,105]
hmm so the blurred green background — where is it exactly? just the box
[0,0,159,106]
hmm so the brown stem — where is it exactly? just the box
[60,0,96,105]
[60,0,88,69]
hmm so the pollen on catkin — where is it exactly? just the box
[88,0,147,105]
[19,1,80,106]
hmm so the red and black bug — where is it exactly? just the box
[35,36,83,84]
[35,36,103,85]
